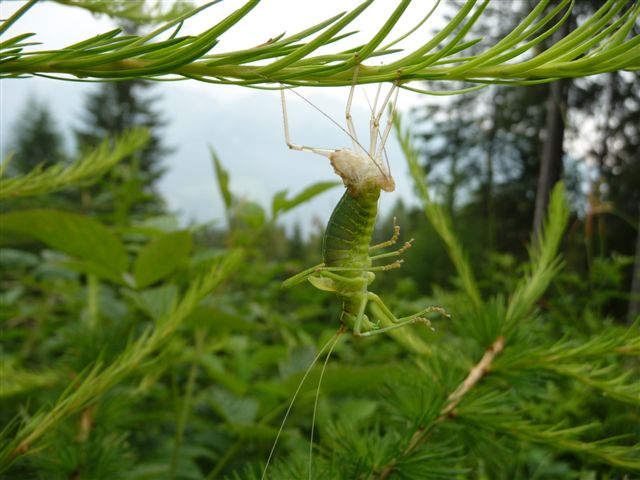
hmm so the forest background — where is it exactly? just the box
[1,1,639,479]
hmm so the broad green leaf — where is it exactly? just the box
[210,147,232,212]
[126,284,178,320]
[133,230,192,288]
[61,259,128,285]
[232,201,265,229]
[272,181,340,218]
[199,354,247,395]
[209,388,259,424]
[0,209,127,274]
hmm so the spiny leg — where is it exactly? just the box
[280,88,334,158]
[315,261,404,273]
[369,217,400,252]
[369,239,413,262]
[369,292,449,324]
[355,292,448,337]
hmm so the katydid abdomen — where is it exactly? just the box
[323,187,378,269]
[323,186,379,326]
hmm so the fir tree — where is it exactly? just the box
[75,77,169,221]
[8,97,66,174]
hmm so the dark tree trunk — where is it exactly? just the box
[533,78,568,241]
[533,18,571,241]
[628,209,640,323]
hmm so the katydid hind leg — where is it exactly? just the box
[368,291,447,324]
[357,292,449,337]
[351,294,370,336]
[282,262,325,289]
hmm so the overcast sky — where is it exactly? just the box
[0,1,445,232]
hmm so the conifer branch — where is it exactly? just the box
[395,112,484,314]
[1,0,638,87]
[440,336,505,417]
[0,129,150,199]
[494,326,640,406]
[0,251,243,471]
[377,336,506,480]
[460,412,640,471]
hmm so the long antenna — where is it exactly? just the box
[261,328,344,479]
[308,328,343,479]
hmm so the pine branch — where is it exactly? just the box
[440,336,505,417]
[504,183,570,332]
[395,111,484,314]
[0,250,243,472]
[459,410,640,471]
[1,0,638,87]
[494,326,640,406]
[377,336,506,479]
[0,129,149,199]
[0,363,59,398]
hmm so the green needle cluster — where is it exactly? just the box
[1,0,638,90]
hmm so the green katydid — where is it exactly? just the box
[281,67,448,337]
[262,66,448,479]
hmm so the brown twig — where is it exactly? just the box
[377,336,506,479]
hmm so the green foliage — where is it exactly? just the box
[1,2,639,479]
[2,144,638,478]
[1,1,638,86]
[133,231,192,288]
[1,128,149,199]
[0,209,129,278]
[271,181,340,220]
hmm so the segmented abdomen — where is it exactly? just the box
[322,188,380,272]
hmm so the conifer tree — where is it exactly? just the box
[74,23,169,221]
[75,78,169,221]
[8,97,66,174]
